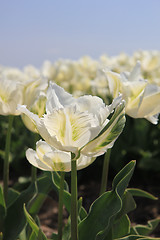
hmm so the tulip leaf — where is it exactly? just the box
[28,174,53,215]
[115,190,136,221]
[4,182,37,240]
[47,171,87,220]
[112,160,136,197]
[116,235,159,239]
[51,233,58,240]
[3,174,53,240]
[112,214,131,239]
[127,188,158,200]
[29,231,37,240]
[130,218,160,236]
[62,217,71,240]
[7,188,20,208]
[24,204,47,240]
[78,161,136,240]
[0,186,6,232]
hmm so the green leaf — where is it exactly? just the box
[78,161,136,240]
[18,226,27,240]
[24,204,47,240]
[115,191,136,220]
[4,182,36,240]
[127,188,158,200]
[28,174,53,216]
[0,186,6,232]
[113,215,130,239]
[7,188,20,207]
[116,235,160,240]
[51,232,58,240]
[47,172,87,220]
[46,171,69,192]
[62,217,71,240]
[29,231,37,240]
[3,174,52,240]
[78,197,87,221]
[130,218,160,236]
[112,160,136,197]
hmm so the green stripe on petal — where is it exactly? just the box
[81,101,126,157]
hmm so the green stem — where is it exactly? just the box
[58,171,65,240]
[99,149,111,196]
[3,115,14,204]
[31,166,37,183]
[71,157,78,240]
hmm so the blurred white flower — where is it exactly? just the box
[106,61,160,124]
[0,77,23,115]
[21,77,48,133]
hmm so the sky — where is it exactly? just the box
[0,0,160,68]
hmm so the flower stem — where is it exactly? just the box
[71,158,78,240]
[99,149,111,195]
[31,166,37,183]
[58,171,65,240]
[3,115,14,204]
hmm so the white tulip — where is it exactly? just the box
[18,83,125,161]
[106,62,160,124]
[0,77,23,115]
[21,77,48,133]
[26,140,96,172]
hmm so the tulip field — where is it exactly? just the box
[0,50,160,240]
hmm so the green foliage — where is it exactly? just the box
[130,218,160,236]
[111,116,160,173]
[24,204,47,240]
[78,161,136,240]
[0,186,6,232]
[2,173,53,240]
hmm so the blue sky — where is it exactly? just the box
[0,0,160,68]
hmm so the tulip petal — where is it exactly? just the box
[106,71,121,98]
[81,101,125,157]
[77,154,96,171]
[26,148,53,171]
[128,61,141,82]
[138,84,160,119]
[46,82,74,113]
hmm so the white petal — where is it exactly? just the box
[17,105,40,125]
[46,82,74,113]
[26,148,52,171]
[44,151,71,172]
[138,84,160,118]
[145,114,159,125]
[77,154,96,170]
[128,61,141,82]
[106,71,122,98]
[81,101,125,157]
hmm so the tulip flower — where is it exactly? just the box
[21,77,48,133]
[18,82,125,159]
[0,77,23,116]
[106,61,160,124]
[18,83,125,240]
[0,76,24,203]
[26,139,96,172]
